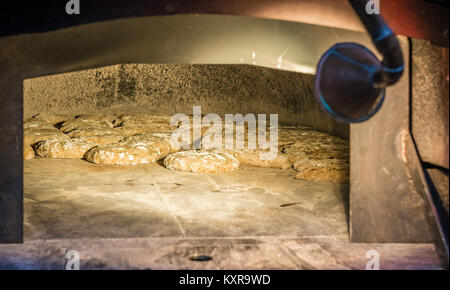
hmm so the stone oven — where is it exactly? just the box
[0,1,448,270]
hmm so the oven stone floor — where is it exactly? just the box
[23,158,350,240]
[0,158,443,269]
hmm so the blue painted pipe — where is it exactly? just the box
[349,0,404,87]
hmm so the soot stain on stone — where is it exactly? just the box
[95,69,117,107]
[116,65,137,103]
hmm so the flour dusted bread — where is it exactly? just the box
[164,150,239,173]
[24,120,57,131]
[294,158,349,183]
[201,129,291,169]
[283,140,349,182]
[66,127,119,138]
[35,138,96,159]
[76,135,124,145]
[74,114,120,123]
[284,142,349,165]
[84,134,179,165]
[113,114,176,135]
[84,143,154,165]
[218,149,291,169]
[114,123,175,135]
[59,119,114,133]
[112,126,150,137]
[277,125,314,146]
[24,130,70,146]
[122,133,180,155]
[67,123,152,138]
[23,145,35,160]
[278,126,349,182]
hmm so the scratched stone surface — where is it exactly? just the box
[23,159,349,240]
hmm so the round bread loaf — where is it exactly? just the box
[24,130,70,147]
[35,138,96,159]
[164,150,239,173]
[84,134,179,165]
[293,158,349,183]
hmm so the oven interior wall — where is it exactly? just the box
[23,64,348,139]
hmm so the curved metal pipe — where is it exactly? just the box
[348,0,404,87]
[314,0,405,123]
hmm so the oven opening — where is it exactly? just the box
[22,64,350,241]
